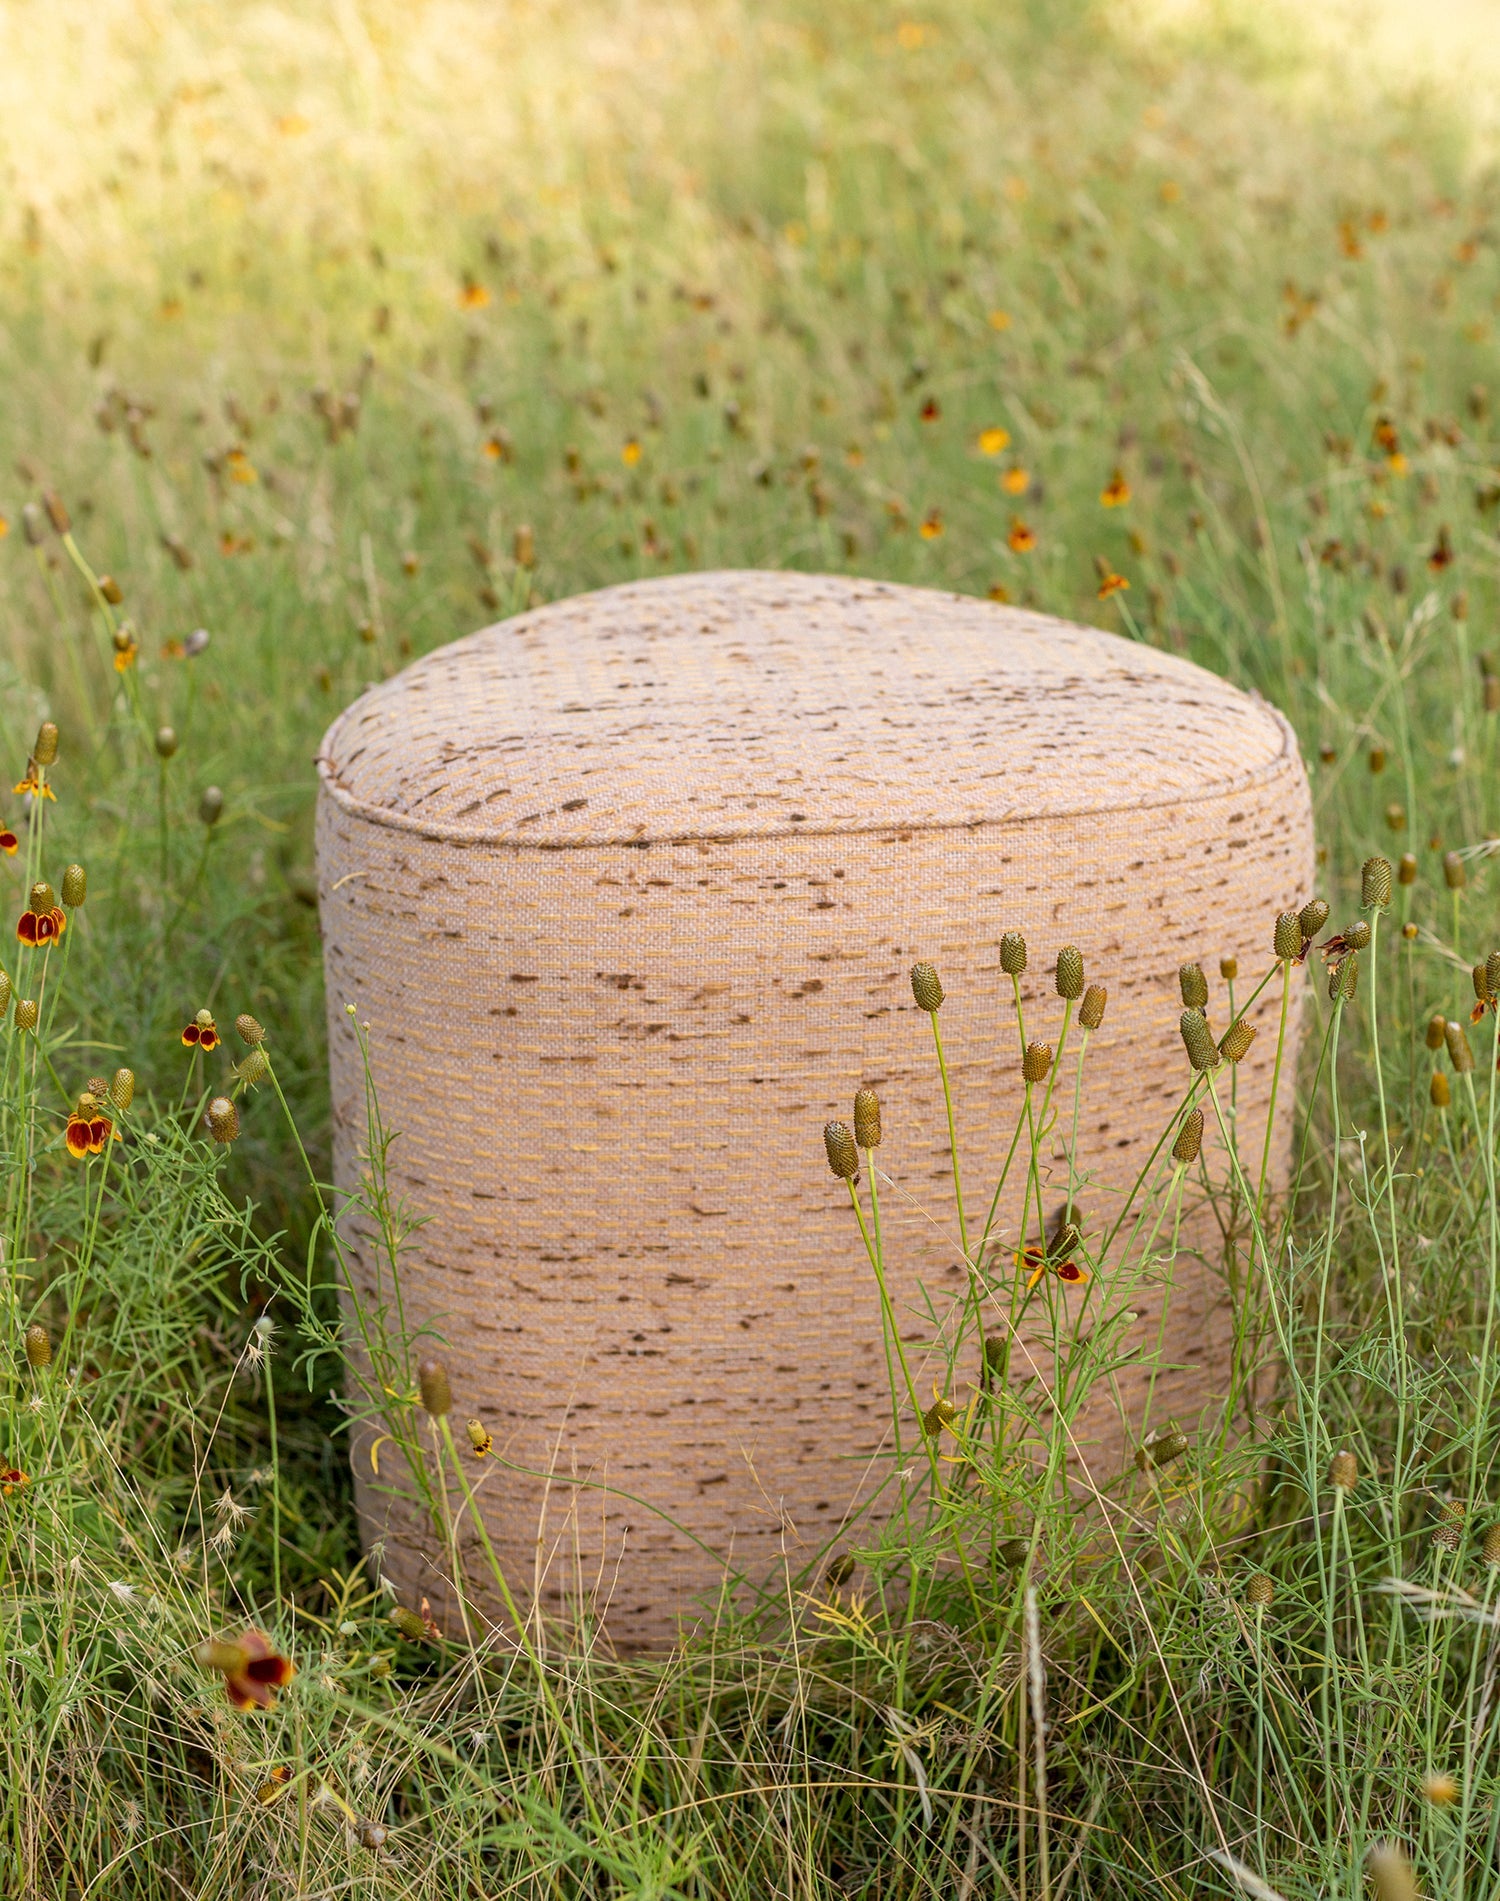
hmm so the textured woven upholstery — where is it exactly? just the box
[315,570,1314,1648]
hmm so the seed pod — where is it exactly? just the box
[43,491,70,535]
[1329,1449,1357,1490]
[1477,965,1492,1006]
[0,972,12,1016]
[1427,1012,1448,1050]
[999,931,1027,977]
[33,722,58,766]
[199,786,224,826]
[1446,1020,1476,1074]
[909,961,943,1012]
[1136,1428,1189,1470]
[1178,962,1208,1010]
[1055,945,1084,1000]
[14,999,38,1033]
[60,864,85,908]
[98,574,123,605]
[1273,911,1302,960]
[28,882,56,915]
[236,1047,271,1087]
[1219,1018,1257,1064]
[1022,1040,1052,1084]
[390,1606,426,1641]
[109,1067,135,1110]
[205,1096,240,1143]
[1362,856,1393,907]
[1079,984,1107,1031]
[1219,956,1238,981]
[155,725,178,760]
[1172,1108,1204,1165]
[1484,1523,1500,1565]
[465,1416,493,1455]
[1367,1843,1418,1901]
[1179,1008,1219,1071]
[235,1012,265,1046]
[24,1324,51,1369]
[21,503,45,546]
[1344,919,1371,952]
[823,1120,858,1180]
[1398,852,1417,885]
[87,1075,108,1098]
[853,1087,882,1148]
[1246,1573,1274,1609]
[1299,897,1330,941]
[1488,950,1500,1000]
[1444,850,1467,890]
[1432,1073,1451,1108]
[418,1357,453,1417]
[355,1820,388,1851]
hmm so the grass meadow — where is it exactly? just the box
[2,0,1500,1892]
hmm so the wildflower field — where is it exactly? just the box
[3,0,1500,1892]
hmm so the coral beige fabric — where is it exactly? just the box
[316,570,1314,1649]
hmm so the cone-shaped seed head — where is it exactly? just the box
[853,1087,882,1149]
[1427,1012,1449,1050]
[1398,852,1417,885]
[1172,1108,1204,1164]
[237,1047,271,1087]
[418,1357,453,1417]
[1329,1449,1357,1490]
[60,864,85,908]
[1246,1573,1274,1608]
[1219,1018,1257,1064]
[1055,945,1084,1000]
[1485,1524,1500,1565]
[24,1324,51,1369]
[909,961,943,1012]
[14,999,38,1032]
[390,1606,426,1641]
[823,1120,858,1180]
[0,972,12,1016]
[1432,1073,1451,1108]
[1178,962,1208,1010]
[1446,1020,1476,1073]
[1362,856,1393,907]
[1328,953,1359,1002]
[1476,965,1492,1006]
[43,491,70,535]
[1179,1009,1219,1071]
[199,786,224,826]
[28,882,56,915]
[33,722,58,767]
[1445,850,1468,890]
[235,1013,265,1046]
[1219,955,1238,981]
[1344,919,1371,952]
[1299,897,1330,941]
[1488,950,1500,1000]
[205,1096,240,1143]
[109,1067,135,1110]
[1000,931,1027,977]
[1079,984,1107,1031]
[1274,911,1302,960]
[1022,1040,1053,1084]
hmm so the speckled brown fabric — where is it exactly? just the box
[315,570,1315,1649]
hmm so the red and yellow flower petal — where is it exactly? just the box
[15,912,37,946]
[199,1028,219,1052]
[65,1117,92,1159]
[0,832,17,856]
[182,1024,201,1046]
[48,909,65,938]
[88,1118,110,1153]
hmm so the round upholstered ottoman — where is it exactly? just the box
[315,570,1313,1649]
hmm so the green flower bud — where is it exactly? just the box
[1362,856,1393,908]
[909,961,944,1012]
[823,1120,858,1180]
[1274,911,1302,961]
[1299,897,1330,941]
[60,864,85,908]
[1220,1018,1257,1063]
[1446,1020,1476,1074]
[853,1087,882,1149]
[1022,1040,1053,1084]
[1079,984,1107,1031]
[1172,1108,1204,1164]
[1000,932,1027,977]
[1179,1008,1219,1071]
[1055,946,1084,1001]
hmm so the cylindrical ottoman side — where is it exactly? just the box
[316,713,1312,1649]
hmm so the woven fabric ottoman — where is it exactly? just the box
[315,570,1314,1649]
